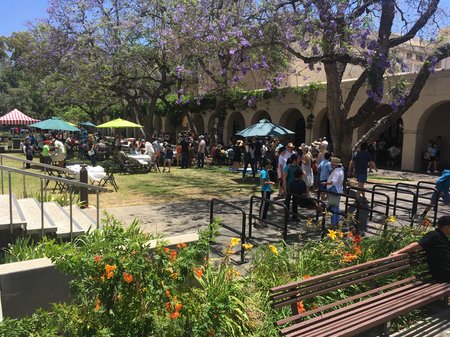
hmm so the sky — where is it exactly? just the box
[1,0,450,38]
[0,0,50,37]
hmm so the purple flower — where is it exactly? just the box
[264,80,272,92]
[177,88,184,95]
[261,56,268,68]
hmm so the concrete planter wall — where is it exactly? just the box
[0,233,199,321]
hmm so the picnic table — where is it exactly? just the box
[127,154,152,165]
[66,165,106,183]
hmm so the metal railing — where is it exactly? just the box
[0,164,106,239]
[346,186,390,226]
[0,154,76,199]
[249,195,289,241]
[209,198,247,264]
[371,183,417,226]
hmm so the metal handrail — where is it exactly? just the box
[0,154,76,196]
[0,164,106,237]
[209,198,247,264]
[249,195,289,241]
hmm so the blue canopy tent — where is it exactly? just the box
[29,117,80,132]
[236,119,295,137]
[79,121,96,128]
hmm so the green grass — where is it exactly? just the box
[0,154,262,207]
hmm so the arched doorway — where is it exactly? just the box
[313,109,332,149]
[279,108,306,146]
[227,111,245,144]
[357,104,404,168]
[251,110,271,124]
[208,113,224,145]
[418,101,450,169]
[192,113,205,135]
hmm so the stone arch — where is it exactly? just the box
[312,108,331,144]
[153,115,162,134]
[208,113,224,144]
[226,111,245,143]
[192,113,205,135]
[417,101,450,168]
[279,108,306,146]
[356,104,404,167]
[251,110,271,124]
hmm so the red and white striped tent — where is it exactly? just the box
[0,109,40,125]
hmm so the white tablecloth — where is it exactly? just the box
[66,165,106,182]
[127,154,152,165]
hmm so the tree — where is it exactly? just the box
[268,0,450,164]
[19,0,178,136]
[164,0,288,143]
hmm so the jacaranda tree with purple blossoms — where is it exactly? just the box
[20,0,178,136]
[163,0,288,143]
[267,0,450,163]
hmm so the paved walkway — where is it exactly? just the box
[84,168,449,337]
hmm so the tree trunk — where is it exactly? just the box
[186,111,199,136]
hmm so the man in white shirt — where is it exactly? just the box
[322,157,344,228]
[144,139,155,159]
[197,135,206,168]
[277,146,287,197]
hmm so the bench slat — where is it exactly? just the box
[283,282,450,337]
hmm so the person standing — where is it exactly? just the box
[42,140,51,165]
[180,136,190,169]
[197,135,206,168]
[277,146,287,197]
[318,152,332,200]
[163,144,174,172]
[300,145,314,194]
[87,134,97,166]
[427,143,438,174]
[421,169,450,218]
[256,159,275,227]
[322,157,344,228]
[51,138,66,167]
[23,139,34,169]
[349,142,377,200]
[283,154,301,214]
[243,140,256,179]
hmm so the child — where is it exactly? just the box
[256,158,275,227]
[163,144,174,172]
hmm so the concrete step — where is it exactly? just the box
[62,206,96,234]
[0,194,26,231]
[17,198,57,235]
[43,202,85,238]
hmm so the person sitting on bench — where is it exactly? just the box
[390,215,450,282]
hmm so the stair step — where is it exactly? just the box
[17,198,57,235]
[0,194,26,231]
[43,202,85,238]
[62,206,96,234]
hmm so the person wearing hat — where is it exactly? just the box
[197,135,206,168]
[322,157,344,228]
[285,142,296,161]
[390,215,450,282]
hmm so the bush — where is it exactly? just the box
[0,215,428,336]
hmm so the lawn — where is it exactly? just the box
[0,153,263,207]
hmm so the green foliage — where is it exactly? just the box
[292,81,325,110]
[0,219,430,336]
[2,236,46,263]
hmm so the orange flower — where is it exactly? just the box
[181,243,187,249]
[303,275,311,279]
[170,272,179,279]
[123,272,133,283]
[194,267,203,278]
[93,255,102,263]
[171,311,180,320]
[174,303,183,312]
[296,301,306,313]
[95,298,101,311]
[164,247,170,253]
[169,250,177,262]
[342,252,358,263]
[105,264,116,279]
[165,290,171,297]
[352,234,362,244]
[165,302,172,311]
[176,244,181,249]
[353,244,362,256]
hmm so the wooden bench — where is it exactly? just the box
[270,253,450,337]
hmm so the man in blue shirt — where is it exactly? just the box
[256,159,275,227]
[349,142,377,200]
[318,152,332,200]
[421,169,450,218]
